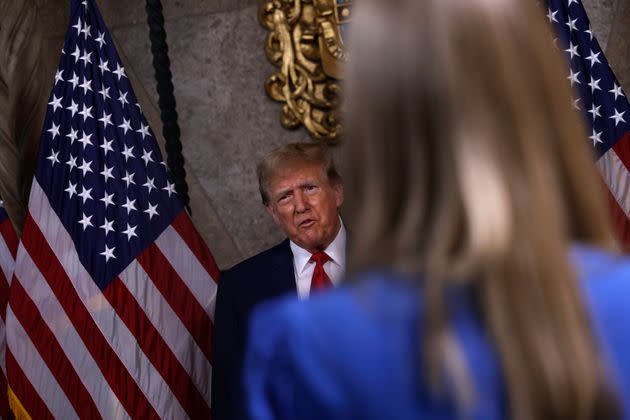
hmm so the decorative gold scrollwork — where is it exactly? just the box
[258,0,351,143]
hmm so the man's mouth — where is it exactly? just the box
[298,219,315,228]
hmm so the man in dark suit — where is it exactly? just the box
[211,142,346,419]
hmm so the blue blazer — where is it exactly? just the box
[244,246,630,420]
[212,239,297,420]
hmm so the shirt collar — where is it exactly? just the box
[290,218,346,274]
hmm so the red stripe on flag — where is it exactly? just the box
[612,132,630,174]
[0,256,9,323]
[136,244,214,361]
[9,276,100,419]
[103,278,211,418]
[602,137,630,251]
[0,268,9,323]
[20,215,160,420]
[605,186,630,252]
[6,349,53,420]
[0,356,9,419]
[171,211,221,281]
[0,220,18,258]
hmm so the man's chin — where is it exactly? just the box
[292,236,324,253]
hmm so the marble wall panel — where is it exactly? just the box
[582,0,617,51]
[606,0,630,94]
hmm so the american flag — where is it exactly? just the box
[0,198,17,419]
[548,0,630,248]
[5,0,220,418]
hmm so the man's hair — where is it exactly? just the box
[257,142,341,205]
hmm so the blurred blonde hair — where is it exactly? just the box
[343,0,619,418]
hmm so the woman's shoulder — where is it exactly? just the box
[244,272,443,420]
[251,271,418,349]
[248,271,420,372]
[571,245,630,347]
[572,245,630,303]
[572,245,630,411]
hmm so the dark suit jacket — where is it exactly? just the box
[212,239,297,420]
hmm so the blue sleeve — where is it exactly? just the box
[573,247,630,417]
[243,275,475,420]
[243,301,298,420]
[243,297,356,420]
[581,263,630,417]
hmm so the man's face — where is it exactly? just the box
[265,163,344,254]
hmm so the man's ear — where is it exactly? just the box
[333,181,344,208]
[265,204,281,225]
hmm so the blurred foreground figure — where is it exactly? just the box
[243,0,630,419]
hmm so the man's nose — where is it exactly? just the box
[294,191,308,213]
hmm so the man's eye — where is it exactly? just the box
[304,185,317,192]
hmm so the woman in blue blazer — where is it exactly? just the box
[243,0,630,419]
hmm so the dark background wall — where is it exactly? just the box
[2,0,629,269]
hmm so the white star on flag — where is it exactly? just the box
[48,95,63,112]
[100,245,116,262]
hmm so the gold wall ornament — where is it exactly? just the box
[258,0,351,143]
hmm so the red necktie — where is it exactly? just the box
[310,251,332,292]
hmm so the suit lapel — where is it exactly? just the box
[269,239,297,296]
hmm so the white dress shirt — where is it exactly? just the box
[290,220,346,299]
